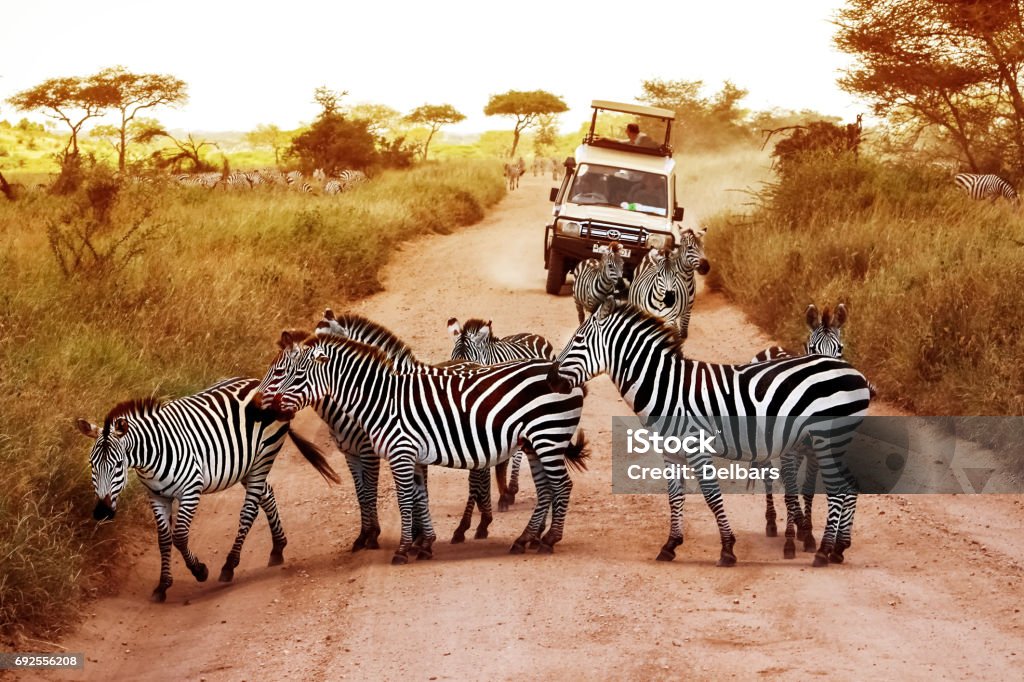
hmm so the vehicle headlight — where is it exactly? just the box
[558,220,583,237]
[647,233,673,250]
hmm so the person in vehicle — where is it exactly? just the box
[625,123,658,148]
[570,171,608,204]
[627,174,665,209]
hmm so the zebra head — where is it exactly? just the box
[76,411,140,520]
[448,318,492,363]
[254,330,312,418]
[805,304,846,358]
[601,242,626,283]
[675,228,710,275]
[555,298,619,388]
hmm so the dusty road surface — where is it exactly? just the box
[43,175,1023,681]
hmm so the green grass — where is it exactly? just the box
[0,158,505,640]
[703,152,1024,416]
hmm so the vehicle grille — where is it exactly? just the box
[581,222,646,246]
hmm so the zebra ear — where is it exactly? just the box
[481,321,493,340]
[278,330,294,349]
[76,419,100,438]
[834,303,848,328]
[447,318,461,339]
[806,305,821,330]
[113,418,129,438]
[323,308,336,321]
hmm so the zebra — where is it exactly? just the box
[448,317,557,517]
[627,228,710,340]
[571,242,626,324]
[337,169,368,191]
[76,377,340,602]
[954,173,1019,202]
[175,172,220,189]
[223,171,253,190]
[284,170,314,193]
[750,303,848,554]
[553,300,872,567]
[254,332,588,565]
[504,161,522,191]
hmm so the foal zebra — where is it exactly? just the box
[751,303,848,555]
[954,173,1019,202]
[255,333,587,565]
[627,228,710,339]
[571,242,626,324]
[77,377,339,602]
[554,300,872,567]
[448,317,556,519]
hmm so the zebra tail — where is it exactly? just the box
[868,382,878,399]
[564,430,590,473]
[287,429,342,484]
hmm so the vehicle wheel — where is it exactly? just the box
[546,251,566,295]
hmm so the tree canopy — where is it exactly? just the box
[638,78,751,150]
[484,90,567,157]
[8,75,117,159]
[405,104,465,160]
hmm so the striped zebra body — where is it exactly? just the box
[257,168,287,186]
[256,334,587,564]
[175,172,221,189]
[504,161,522,190]
[284,170,314,193]
[337,169,368,191]
[76,377,339,602]
[627,229,710,339]
[448,318,556,520]
[954,173,1019,202]
[750,304,847,553]
[555,301,871,567]
[572,242,626,324]
[223,171,252,190]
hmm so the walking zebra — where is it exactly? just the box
[76,377,339,602]
[448,317,556,519]
[337,169,368,191]
[954,173,1019,202]
[571,242,626,324]
[553,301,872,567]
[504,161,522,191]
[750,303,847,555]
[255,333,587,565]
[627,228,710,339]
[175,172,221,189]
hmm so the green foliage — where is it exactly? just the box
[484,90,568,157]
[639,78,752,151]
[288,112,377,173]
[405,104,466,160]
[0,159,504,639]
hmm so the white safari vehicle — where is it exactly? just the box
[543,100,684,295]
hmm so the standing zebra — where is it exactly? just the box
[255,334,587,565]
[954,173,1019,202]
[554,301,872,567]
[571,242,626,324]
[76,377,339,602]
[504,161,522,191]
[627,228,710,339]
[448,317,556,520]
[751,303,848,555]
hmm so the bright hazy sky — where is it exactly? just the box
[3,0,861,135]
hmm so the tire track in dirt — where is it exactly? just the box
[42,174,1024,681]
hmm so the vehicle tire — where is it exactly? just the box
[546,251,566,295]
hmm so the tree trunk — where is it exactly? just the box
[510,128,521,158]
[423,127,437,161]
[0,171,14,201]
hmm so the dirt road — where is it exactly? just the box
[45,175,1023,681]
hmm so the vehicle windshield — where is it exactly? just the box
[567,164,667,216]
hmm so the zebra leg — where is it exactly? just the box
[657,474,685,561]
[219,478,265,582]
[511,451,551,553]
[830,492,858,563]
[148,495,174,602]
[348,445,382,552]
[495,458,512,512]
[473,468,494,540]
[780,451,804,560]
[451,486,477,544]
[260,483,288,566]
[507,449,523,503]
[811,444,855,567]
[389,455,419,565]
[171,491,209,583]
[800,449,820,552]
[692,453,737,566]
[764,479,778,538]
[410,464,436,560]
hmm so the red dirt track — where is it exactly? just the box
[40,175,1024,681]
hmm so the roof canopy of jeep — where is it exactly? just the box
[585,100,676,158]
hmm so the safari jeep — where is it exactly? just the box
[544,100,683,295]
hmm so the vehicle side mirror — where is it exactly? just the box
[550,187,559,203]
[672,206,684,222]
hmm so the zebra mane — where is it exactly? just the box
[103,397,164,432]
[317,312,420,367]
[305,333,400,372]
[610,300,686,351]
[820,307,832,329]
[459,319,492,336]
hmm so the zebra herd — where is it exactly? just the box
[173,167,368,194]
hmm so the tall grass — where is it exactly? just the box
[703,153,1024,416]
[0,159,505,640]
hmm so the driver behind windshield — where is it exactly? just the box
[570,171,608,204]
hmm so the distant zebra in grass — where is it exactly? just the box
[627,228,710,339]
[954,173,1019,203]
[175,172,220,189]
[504,161,522,190]
[571,242,626,324]
[76,377,339,602]
[337,169,368,191]
[751,303,848,554]
[447,317,556,520]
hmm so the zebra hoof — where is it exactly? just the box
[536,542,554,554]
[366,535,380,550]
[473,527,489,540]
[803,534,817,553]
[783,540,796,560]
[192,563,209,582]
[796,528,806,541]
[656,548,676,562]
[391,553,409,566]
[218,566,234,583]
[415,547,433,561]
[716,555,737,568]
[509,542,527,555]
[450,532,466,544]
[765,522,778,538]
[268,550,285,567]
[151,586,168,603]
[829,551,845,564]
[812,552,830,567]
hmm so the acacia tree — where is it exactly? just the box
[404,104,465,160]
[835,0,1024,173]
[135,123,219,172]
[8,76,116,161]
[484,90,567,158]
[639,78,751,150]
[93,66,188,172]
